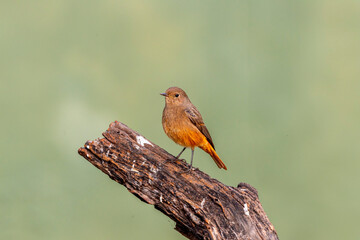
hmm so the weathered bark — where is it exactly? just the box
[78,121,278,240]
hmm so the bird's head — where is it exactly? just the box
[160,87,190,106]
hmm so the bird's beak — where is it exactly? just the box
[160,93,167,97]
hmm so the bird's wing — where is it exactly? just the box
[185,106,215,149]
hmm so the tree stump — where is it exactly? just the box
[78,121,278,240]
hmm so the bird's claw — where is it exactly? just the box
[179,166,193,174]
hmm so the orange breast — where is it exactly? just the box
[162,109,206,148]
[168,127,206,148]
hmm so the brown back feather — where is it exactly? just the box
[185,106,215,149]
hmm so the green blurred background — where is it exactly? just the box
[1,1,359,239]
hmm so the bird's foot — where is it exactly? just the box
[159,156,181,168]
[179,166,193,174]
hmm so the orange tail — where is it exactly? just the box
[200,142,227,170]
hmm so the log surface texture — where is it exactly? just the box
[78,121,278,240]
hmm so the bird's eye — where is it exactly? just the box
[175,94,179,97]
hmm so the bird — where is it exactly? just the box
[160,87,227,170]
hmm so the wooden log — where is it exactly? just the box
[78,121,278,240]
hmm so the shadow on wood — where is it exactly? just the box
[78,121,278,240]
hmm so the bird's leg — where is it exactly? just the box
[160,147,186,168]
[189,148,194,168]
[175,147,186,159]
[180,148,194,174]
